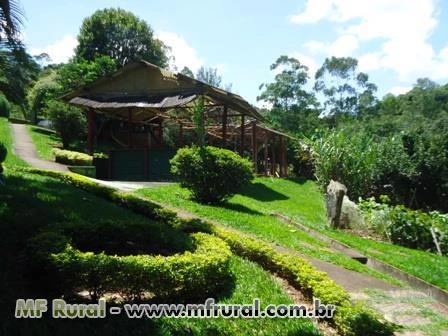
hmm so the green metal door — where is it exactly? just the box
[147,149,175,180]
[110,150,146,181]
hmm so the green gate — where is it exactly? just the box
[110,149,175,181]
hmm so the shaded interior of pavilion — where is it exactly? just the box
[64,61,290,181]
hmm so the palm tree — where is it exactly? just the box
[0,0,24,46]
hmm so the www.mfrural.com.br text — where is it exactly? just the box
[15,297,335,319]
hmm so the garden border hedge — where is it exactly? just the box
[45,232,232,302]
[16,167,395,335]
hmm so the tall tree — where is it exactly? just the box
[0,48,40,105]
[196,66,232,91]
[196,67,222,87]
[257,55,320,135]
[180,66,195,78]
[314,56,377,120]
[75,8,168,68]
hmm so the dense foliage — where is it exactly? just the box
[360,198,448,255]
[259,55,448,213]
[46,101,86,148]
[170,146,253,203]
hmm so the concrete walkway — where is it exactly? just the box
[11,123,68,172]
[11,122,172,192]
[88,178,172,192]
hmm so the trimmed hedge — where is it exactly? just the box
[47,232,231,301]
[53,148,93,166]
[18,167,394,335]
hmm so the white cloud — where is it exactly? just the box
[292,0,447,82]
[30,35,77,64]
[305,35,359,57]
[156,31,203,73]
[389,86,412,96]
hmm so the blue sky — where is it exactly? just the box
[20,0,448,105]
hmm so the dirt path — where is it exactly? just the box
[11,123,68,172]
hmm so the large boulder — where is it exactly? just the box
[340,195,365,229]
[326,180,347,228]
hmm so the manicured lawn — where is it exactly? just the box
[0,170,318,335]
[26,124,61,160]
[137,177,448,290]
[0,117,28,167]
[136,179,401,285]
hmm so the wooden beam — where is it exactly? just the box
[240,114,245,155]
[222,105,228,147]
[252,121,258,173]
[87,108,95,155]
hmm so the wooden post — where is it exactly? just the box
[280,135,286,177]
[222,105,227,147]
[251,121,258,174]
[271,136,276,176]
[264,138,268,176]
[240,114,245,155]
[128,109,133,148]
[87,108,95,155]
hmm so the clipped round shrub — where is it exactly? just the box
[170,146,253,203]
[53,148,93,165]
[0,95,11,118]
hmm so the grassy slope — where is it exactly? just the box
[137,179,401,286]
[162,256,319,336]
[137,178,448,290]
[0,170,317,335]
[0,117,28,167]
[26,124,61,160]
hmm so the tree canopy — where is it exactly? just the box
[314,56,377,119]
[257,56,320,135]
[75,8,168,68]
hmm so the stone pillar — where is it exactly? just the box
[326,180,347,229]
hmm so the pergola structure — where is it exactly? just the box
[63,61,290,180]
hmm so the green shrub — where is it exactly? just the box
[0,95,11,118]
[360,198,448,255]
[53,148,93,165]
[46,100,86,148]
[170,146,253,203]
